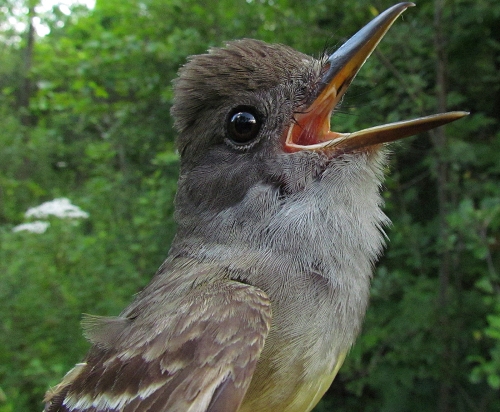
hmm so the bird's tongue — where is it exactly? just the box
[284,2,468,154]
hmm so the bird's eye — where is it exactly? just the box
[226,107,262,146]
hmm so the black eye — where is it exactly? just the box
[227,107,262,146]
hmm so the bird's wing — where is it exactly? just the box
[44,279,272,412]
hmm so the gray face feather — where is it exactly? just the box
[170,39,390,375]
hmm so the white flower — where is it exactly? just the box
[12,221,50,234]
[25,198,89,219]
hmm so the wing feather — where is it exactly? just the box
[45,277,271,412]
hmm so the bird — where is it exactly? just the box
[44,3,467,412]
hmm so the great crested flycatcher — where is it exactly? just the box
[44,3,467,411]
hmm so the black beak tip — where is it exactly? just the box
[321,2,417,97]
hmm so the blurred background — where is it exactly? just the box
[0,0,499,410]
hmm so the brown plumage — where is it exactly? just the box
[44,4,466,412]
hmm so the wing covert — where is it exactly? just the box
[44,279,271,412]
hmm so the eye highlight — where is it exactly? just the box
[226,106,262,147]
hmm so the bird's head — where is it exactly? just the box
[170,2,466,248]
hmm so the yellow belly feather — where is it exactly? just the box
[239,352,347,412]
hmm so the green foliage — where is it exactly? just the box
[0,0,499,411]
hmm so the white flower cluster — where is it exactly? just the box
[12,198,89,234]
[25,198,89,219]
[12,221,51,234]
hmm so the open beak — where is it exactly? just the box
[285,2,468,153]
